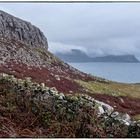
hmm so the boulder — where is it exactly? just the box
[95,100,114,115]
[111,111,119,118]
[97,106,105,116]
[111,112,131,126]
[58,93,65,100]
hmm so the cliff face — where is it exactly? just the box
[0,10,48,49]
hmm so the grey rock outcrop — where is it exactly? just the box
[0,10,48,49]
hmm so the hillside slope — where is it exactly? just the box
[0,10,95,93]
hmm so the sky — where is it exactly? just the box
[0,3,140,59]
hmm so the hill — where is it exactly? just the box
[56,49,139,63]
[0,10,140,138]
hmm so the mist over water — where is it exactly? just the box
[69,62,140,83]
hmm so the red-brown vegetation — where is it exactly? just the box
[0,61,83,93]
[88,93,140,116]
[1,60,140,116]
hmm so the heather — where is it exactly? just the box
[0,73,140,138]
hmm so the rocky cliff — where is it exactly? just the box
[0,10,48,49]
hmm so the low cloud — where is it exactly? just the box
[48,38,140,61]
[1,3,140,60]
[48,42,88,54]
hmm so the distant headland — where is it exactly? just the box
[56,49,139,63]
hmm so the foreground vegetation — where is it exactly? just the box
[0,73,140,138]
[76,80,140,119]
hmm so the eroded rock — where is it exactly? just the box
[0,10,48,49]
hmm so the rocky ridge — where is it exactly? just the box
[0,10,48,49]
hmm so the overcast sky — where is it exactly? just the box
[0,3,140,59]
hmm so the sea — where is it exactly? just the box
[68,62,140,84]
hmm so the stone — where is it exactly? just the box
[102,104,114,115]
[97,106,105,116]
[122,113,131,121]
[59,93,65,98]
[0,73,8,77]
[120,98,125,104]
[111,112,119,118]
[137,123,140,127]
[58,96,63,100]
[41,83,45,87]
[95,100,114,115]
[49,87,58,96]
[113,113,131,126]
[55,75,60,81]
[25,77,32,83]
[123,120,130,126]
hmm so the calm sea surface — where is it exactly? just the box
[69,62,140,83]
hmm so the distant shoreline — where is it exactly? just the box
[68,61,140,63]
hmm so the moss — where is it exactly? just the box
[132,114,140,121]
[41,112,52,127]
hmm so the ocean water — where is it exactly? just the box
[69,62,140,83]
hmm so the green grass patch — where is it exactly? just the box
[132,114,140,121]
[76,80,140,99]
